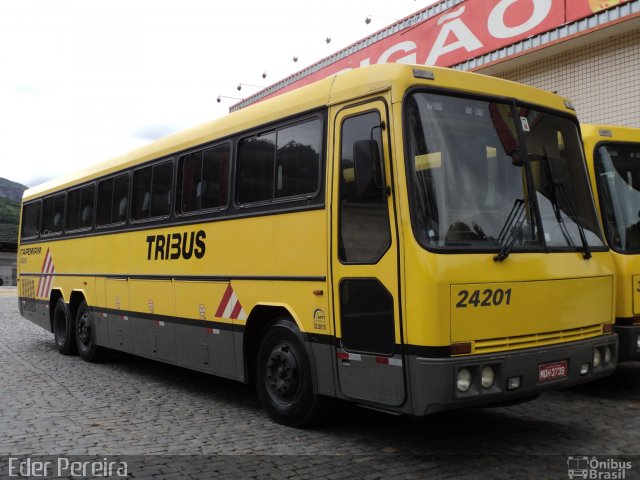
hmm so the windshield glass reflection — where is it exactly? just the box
[595,143,640,252]
[404,92,604,252]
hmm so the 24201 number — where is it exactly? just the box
[456,288,512,308]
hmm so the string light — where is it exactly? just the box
[244,8,410,102]
[237,83,265,91]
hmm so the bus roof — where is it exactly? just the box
[23,63,576,201]
[581,123,640,147]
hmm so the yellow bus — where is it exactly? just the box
[583,124,640,361]
[18,64,617,426]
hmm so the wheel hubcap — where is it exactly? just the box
[266,343,299,400]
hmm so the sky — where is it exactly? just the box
[0,0,439,188]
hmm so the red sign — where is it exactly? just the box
[236,0,632,109]
[567,0,630,20]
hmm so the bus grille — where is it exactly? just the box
[472,324,603,354]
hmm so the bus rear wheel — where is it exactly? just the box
[53,298,76,355]
[75,301,104,363]
[255,318,325,427]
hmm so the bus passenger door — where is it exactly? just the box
[330,99,406,407]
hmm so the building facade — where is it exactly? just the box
[462,2,640,127]
[234,0,639,128]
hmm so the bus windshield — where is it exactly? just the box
[404,92,604,252]
[595,142,640,252]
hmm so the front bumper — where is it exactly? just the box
[615,324,640,361]
[409,335,618,416]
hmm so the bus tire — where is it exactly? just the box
[53,298,77,355]
[75,300,104,363]
[255,318,325,427]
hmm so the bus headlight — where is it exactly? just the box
[593,348,601,368]
[481,366,495,389]
[456,368,472,392]
[604,346,612,365]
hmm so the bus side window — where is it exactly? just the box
[180,144,230,214]
[97,174,129,226]
[238,132,276,204]
[80,185,95,228]
[66,184,95,231]
[132,166,152,220]
[42,193,65,236]
[21,201,41,239]
[180,151,203,213]
[132,161,173,221]
[150,161,173,218]
[275,119,321,198]
[237,117,322,205]
[97,178,114,226]
[202,144,230,209]
[112,174,129,223]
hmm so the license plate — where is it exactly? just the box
[538,360,568,382]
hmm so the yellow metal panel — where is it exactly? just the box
[230,280,330,335]
[128,280,174,317]
[173,281,230,324]
[610,252,640,318]
[451,276,612,342]
[401,246,615,348]
[105,279,129,311]
[94,277,106,308]
[82,210,326,281]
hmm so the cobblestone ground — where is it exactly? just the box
[1,289,639,479]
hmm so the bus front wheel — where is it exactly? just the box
[53,298,76,355]
[255,318,324,427]
[75,301,104,363]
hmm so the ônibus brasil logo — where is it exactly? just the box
[567,456,632,479]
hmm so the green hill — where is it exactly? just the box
[0,177,27,203]
[0,197,20,243]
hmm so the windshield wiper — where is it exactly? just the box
[541,147,592,259]
[494,198,526,262]
[540,147,574,247]
[555,181,592,259]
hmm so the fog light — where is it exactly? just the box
[456,368,472,392]
[593,348,601,368]
[481,366,495,389]
[604,346,612,365]
[636,335,640,351]
[507,376,521,391]
[580,363,590,375]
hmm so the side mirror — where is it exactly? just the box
[353,139,383,199]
